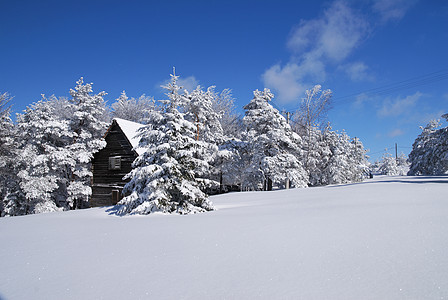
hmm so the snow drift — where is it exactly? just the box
[1,175,447,299]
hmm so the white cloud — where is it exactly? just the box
[177,76,199,92]
[262,63,308,104]
[352,93,370,108]
[263,1,370,103]
[372,0,417,22]
[287,1,369,62]
[377,92,423,117]
[388,128,404,137]
[341,61,374,81]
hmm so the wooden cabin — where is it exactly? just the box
[90,118,145,207]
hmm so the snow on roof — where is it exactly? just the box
[113,118,146,155]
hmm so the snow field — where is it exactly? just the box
[1,175,447,299]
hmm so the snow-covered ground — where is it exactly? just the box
[1,175,447,300]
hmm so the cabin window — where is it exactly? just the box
[109,156,121,170]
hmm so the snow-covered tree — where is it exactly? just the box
[318,127,347,185]
[14,98,75,214]
[67,78,108,208]
[0,92,21,216]
[211,88,243,139]
[111,91,155,123]
[47,96,76,121]
[242,88,308,190]
[184,86,225,144]
[182,85,231,192]
[304,126,368,186]
[378,151,399,175]
[408,118,448,175]
[347,136,370,181]
[293,85,332,133]
[0,93,14,173]
[292,86,333,181]
[117,71,214,215]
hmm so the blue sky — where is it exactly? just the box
[1,0,447,161]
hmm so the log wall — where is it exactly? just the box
[90,121,138,207]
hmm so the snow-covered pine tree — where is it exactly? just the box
[347,135,369,181]
[319,126,349,185]
[67,78,108,208]
[111,91,156,123]
[117,71,214,215]
[183,85,228,192]
[14,97,75,214]
[242,88,308,190]
[378,151,399,175]
[184,86,225,144]
[0,92,22,217]
[408,118,448,175]
[302,125,329,186]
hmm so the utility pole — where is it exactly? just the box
[395,143,398,162]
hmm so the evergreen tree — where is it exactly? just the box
[111,91,155,123]
[320,127,348,185]
[14,98,75,214]
[117,71,214,215]
[242,88,308,190]
[347,135,369,181]
[67,78,108,208]
[184,86,225,144]
[379,151,399,175]
[408,118,448,175]
[0,92,21,216]
[183,85,228,192]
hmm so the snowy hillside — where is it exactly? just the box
[1,175,447,300]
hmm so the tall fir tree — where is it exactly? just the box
[242,88,308,190]
[67,78,108,208]
[117,71,214,215]
[183,85,227,192]
[14,98,75,214]
[0,92,22,216]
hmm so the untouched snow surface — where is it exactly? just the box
[1,175,448,300]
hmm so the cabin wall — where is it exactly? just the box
[90,122,138,207]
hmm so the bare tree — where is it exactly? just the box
[292,85,332,134]
[292,85,332,173]
[0,92,12,119]
[211,88,243,139]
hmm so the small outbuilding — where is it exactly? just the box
[90,118,145,207]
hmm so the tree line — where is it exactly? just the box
[0,70,371,216]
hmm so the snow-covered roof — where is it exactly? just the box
[113,118,146,155]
